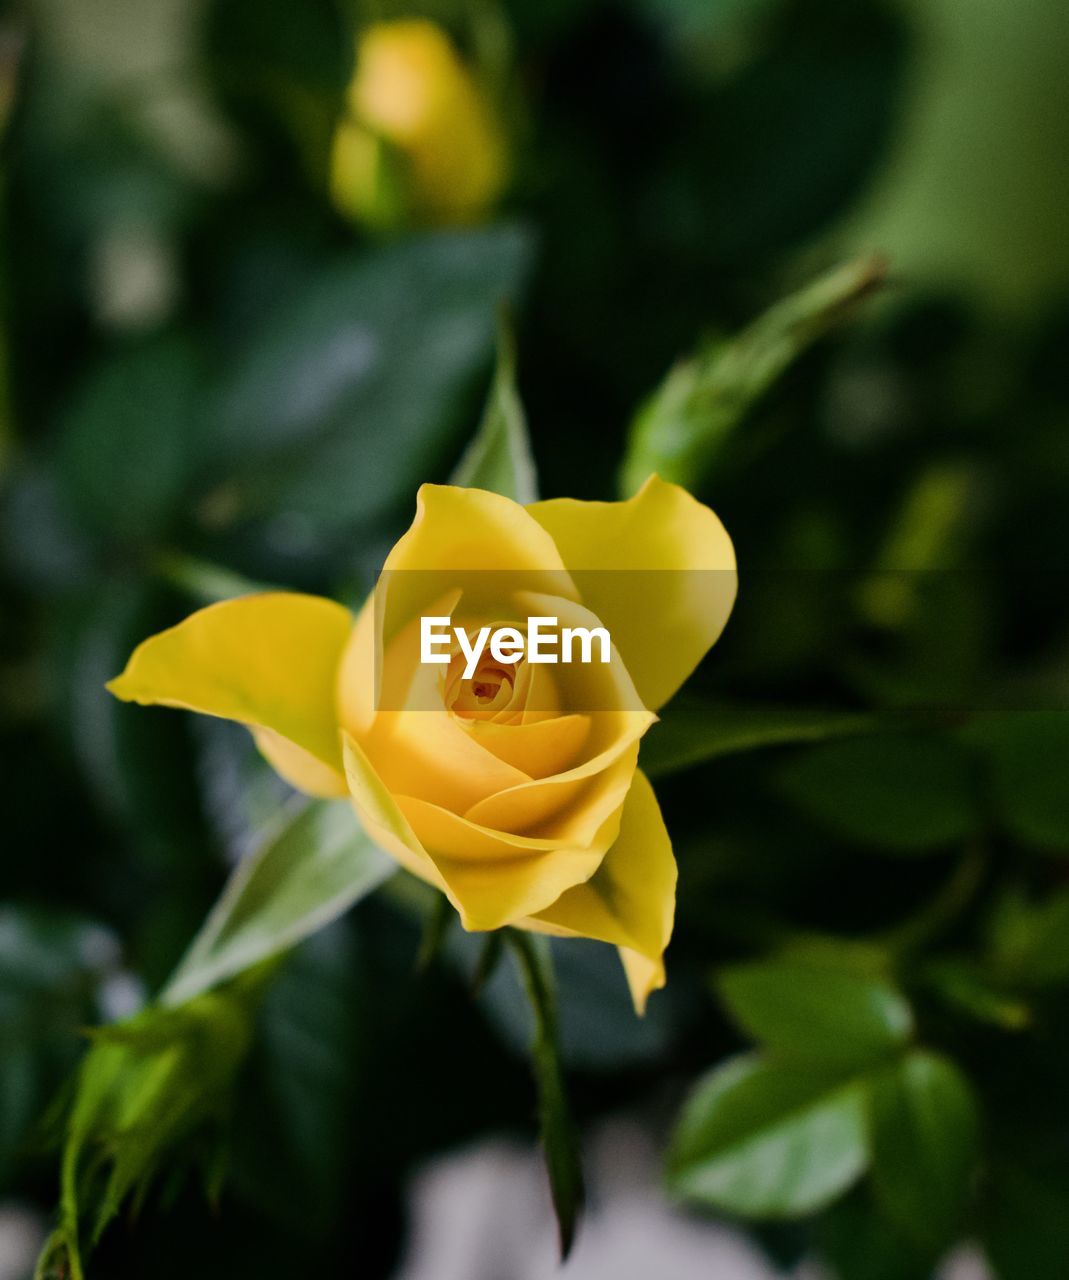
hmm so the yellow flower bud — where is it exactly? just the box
[331,19,507,229]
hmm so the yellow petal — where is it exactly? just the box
[457,590,655,837]
[108,593,352,784]
[349,20,507,224]
[433,843,608,933]
[523,770,676,1014]
[378,484,576,651]
[460,713,591,777]
[342,732,446,891]
[337,587,463,740]
[350,20,449,145]
[344,735,614,931]
[411,795,622,931]
[512,590,648,722]
[336,596,377,737]
[355,591,535,812]
[252,728,349,799]
[367,709,532,813]
[618,949,666,1016]
[463,729,650,840]
[519,658,563,723]
[397,793,617,861]
[527,475,737,710]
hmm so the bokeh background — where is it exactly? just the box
[2,0,1069,1277]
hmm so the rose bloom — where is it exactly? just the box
[109,478,736,1012]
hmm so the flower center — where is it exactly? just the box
[442,623,526,721]
[471,665,511,702]
[450,652,521,718]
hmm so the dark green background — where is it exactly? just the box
[2,0,1069,1276]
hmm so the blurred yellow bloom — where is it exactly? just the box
[331,19,507,229]
[108,479,736,1012]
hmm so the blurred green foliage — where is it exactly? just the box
[2,0,1069,1276]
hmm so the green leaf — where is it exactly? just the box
[816,1191,939,1280]
[211,226,532,535]
[858,465,978,629]
[717,956,913,1066]
[620,255,886,496]
[778,731,978,853]
[667,1054,871,1217]
[965,712,1069,851]
[51,580,210,850]
[983,1165,1069,1280]
[868,1050,980,1249]
[155,551,282,606]
[228,923,366,1232]
[162,799,395,1007]
[451,315,538,502]
[505,931,585,1258]
[923,957,1031,1031]
[641,698,877,778]
[986,888,1069,988]
[56,336,202,545]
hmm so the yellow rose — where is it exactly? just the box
[108,478,736,1012]
[330,19,507,229]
